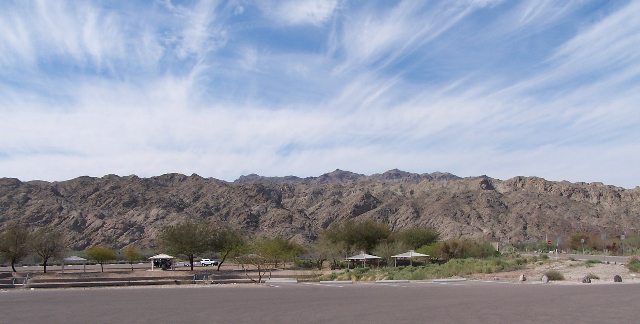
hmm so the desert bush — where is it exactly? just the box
[294,258,316,269]
[352,267,370,280]
[529,255,538,263]
[627,256,640,273]
[585,259,603,267]
[544,270,565,281]
[540,253,549,260]
[586,273,600,280]
[513,257,527,266]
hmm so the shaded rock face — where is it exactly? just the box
[614,275,622,282]
[233,169,462,185]
[1,171,639,250]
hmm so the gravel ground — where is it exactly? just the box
[471,258,638,284]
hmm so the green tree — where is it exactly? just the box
[235,237,305,282]
[259,237,305,270]
[395,226,440,249]
[0,223,30,272]
[569,232,590,251]
[373,240,408,265]
[214,228,245,271]
[29,226,67,273]
[158,220,216,271]
[234,240,269,283]
[322,219,391,253]
[124,246,144,271]
[87,246,116,272]
[438,238,496,261]
[313,236,346,269]
[416,242,444,260]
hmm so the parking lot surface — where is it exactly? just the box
[1,281,638,323]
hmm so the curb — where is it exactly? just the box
[375,280,409,283]
[265,280,298,284]
[319,280,353,284]
[432,278,467,282]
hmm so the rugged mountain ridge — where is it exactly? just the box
[233,168,463,185]
[1,170,639,250]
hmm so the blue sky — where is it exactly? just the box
[1,0,639,188]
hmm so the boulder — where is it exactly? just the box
[541,275,549,283]
[581,276,591,283]
[614,275,622,282]
[519,274,526,282]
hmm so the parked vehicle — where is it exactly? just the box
[199,259,219,266]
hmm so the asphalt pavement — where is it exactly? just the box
[1,281,639,323]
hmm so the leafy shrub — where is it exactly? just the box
[529,255,538,263]
[540,254,549,260]
[544,270,565,281]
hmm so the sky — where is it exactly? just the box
[1,0,639,188]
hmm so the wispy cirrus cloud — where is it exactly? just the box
[258,0,338,26]
[0,0,127,70]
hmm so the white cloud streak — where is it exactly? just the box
[0,0,127,71]
[258,0,338,26]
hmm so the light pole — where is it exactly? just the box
[621,235,626,256]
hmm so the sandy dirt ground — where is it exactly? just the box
[471,258,638,284]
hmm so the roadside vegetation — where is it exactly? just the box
[321,255,530,282]
[1,219,638,284]
[626,256,640,273]
[544,270,565,281]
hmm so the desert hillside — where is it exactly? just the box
[1,169,639,250]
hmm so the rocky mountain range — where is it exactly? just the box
[1,169,639,250]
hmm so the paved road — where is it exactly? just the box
[1,281,639,323]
